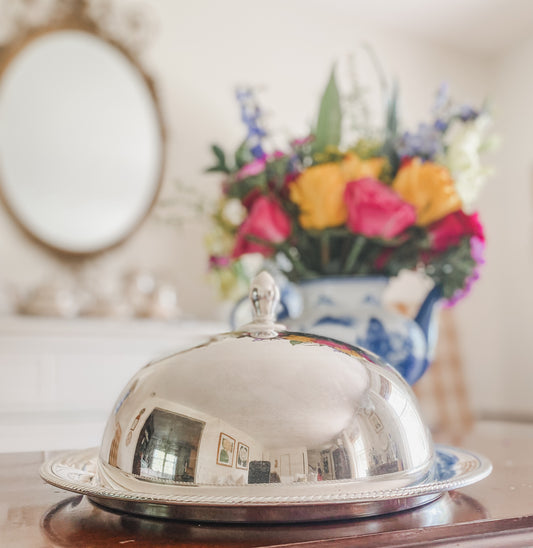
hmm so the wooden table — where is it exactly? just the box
[2,421,533,547]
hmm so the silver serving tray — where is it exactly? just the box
[41,444,491,523]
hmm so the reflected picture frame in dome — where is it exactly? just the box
[236,442,249,470]
[216,433,236,468]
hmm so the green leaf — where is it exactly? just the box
[205,165,228,173]
[385,79,399,138]
[343,236,366,274]
[426,239,478,299]
[212,144,226,164]
[234,140,254,169]
[206,144,230,174]
[381,79,400,176]
[266,155,290,189]
[225,172,268,201]
[312,68,342,154]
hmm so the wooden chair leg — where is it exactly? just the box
[413,309,473,444]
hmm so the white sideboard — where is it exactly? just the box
[0,316,226,453]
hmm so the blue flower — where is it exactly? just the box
[434,118,448,133]
[458,104,479,122]
[432,82,480,127]
[396,123,443,160]
[433,82,450,113]
[236,87,267,159]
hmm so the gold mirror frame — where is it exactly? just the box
[0,0,166,257]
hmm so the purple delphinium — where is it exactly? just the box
[236,88,267,159]
[396,123,443,160]
[289,135,314,172]
[395,82,482,161]
[433,118,449,133]
[457,104,479,122]
[433,82,450,113]
[432,82,480,130]
[432,82,451,132]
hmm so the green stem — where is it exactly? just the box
[278,243,309,279]
[343,236,366,274]
[320,233,330,273]
[243,236,309,280]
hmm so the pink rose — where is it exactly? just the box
[235,151,286,180]
[290,135,314,147]
[235,157,266,180]
[232,196,291,258]
[209,255,231,268]
[427,211,484,252]
[344,178,416,239]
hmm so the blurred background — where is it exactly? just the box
[0,0,532,451]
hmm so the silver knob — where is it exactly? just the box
[250,271,280,323]
[237,271,285,338]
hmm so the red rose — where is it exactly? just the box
[400,156,414,169]
[427,211,484,251]
[232,196,291,258]
[344,178,416,239]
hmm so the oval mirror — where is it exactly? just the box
[0,28,164,254]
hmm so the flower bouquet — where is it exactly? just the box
[206,69,496,306]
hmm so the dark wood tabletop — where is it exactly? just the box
[2,421,533,547]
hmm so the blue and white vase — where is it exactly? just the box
[279,277,442,385]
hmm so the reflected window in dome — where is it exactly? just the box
[132,408,205,483]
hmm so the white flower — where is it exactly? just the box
[453,166,493,212]
[442,114,495,211]
[222,198,247,226]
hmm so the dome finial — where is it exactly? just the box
[250,271,279,323]
[236,271,285,338]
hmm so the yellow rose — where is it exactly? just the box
[392,158,462,226]
[290,153,386,230]
[341,152,385,181]
[290,163,347,229]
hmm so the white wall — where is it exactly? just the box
[459,35,533,420]
[4,0,526,419]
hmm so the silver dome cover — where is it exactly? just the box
[97,272,433,502]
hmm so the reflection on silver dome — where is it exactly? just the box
[97,272,433,496]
